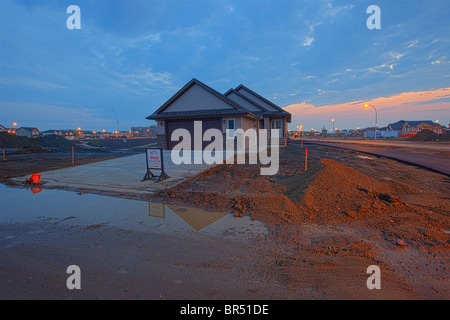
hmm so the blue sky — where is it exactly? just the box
[1,0,449,132]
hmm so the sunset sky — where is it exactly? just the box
[0,0,449,132]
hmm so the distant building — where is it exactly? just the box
[401,121,444,136]
[42,130,64,136]
[16,127,40,138]
[387,120,445,137]
[0,124,6,132]
[387,120,406,133]
[364,130,398,138]
[131,126,157,138]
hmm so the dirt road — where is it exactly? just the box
[301,140,450,176]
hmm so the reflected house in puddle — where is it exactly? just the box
[149,202,227,231]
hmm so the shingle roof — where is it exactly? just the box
[147,79,291,122]
[405,120,438,127]
[147,109,260,120]
[18,127,39,132]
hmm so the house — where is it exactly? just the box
[401,120,444,136]
[15,127,40,138]
[146,79,291,150]
[387,120,406,133]
[0,124,6,132]
[42,130,63,136]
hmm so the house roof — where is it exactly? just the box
[148,108,260,120]
[150,78,245,116]
[404,120,439,127]
[387,120,406,130]
[224,89,268,112]
[18,127,39,132]
[234,84,291,122]
[147,78,292,122]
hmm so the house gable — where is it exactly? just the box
[235,85,281,113]
[155,79,241,114]
[224,89,267,113]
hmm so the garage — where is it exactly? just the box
[166,117,222,150]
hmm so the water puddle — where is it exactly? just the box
[0,184,267,239]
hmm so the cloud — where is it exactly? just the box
[0,77,66,90]
[285,88,450,129]
[302,36,315,47]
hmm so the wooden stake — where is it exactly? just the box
[2,149,6,161]
[72,147,74,166]
[305,148,308,171]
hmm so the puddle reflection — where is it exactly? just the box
[0,184,267,239]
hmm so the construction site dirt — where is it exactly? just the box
[0,142,448,299]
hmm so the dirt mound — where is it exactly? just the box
[408,129,450,142]
[153,155,411,225]
[36,134,74,149]
[0,132,31,148]
[0,132,74,151]
[298,159,407,223]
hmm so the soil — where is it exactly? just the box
[408,129,450,142]
[150,143,449,299]
[0,142,449,299]
[0,153,121,185]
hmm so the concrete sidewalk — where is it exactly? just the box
[13,151,215,196]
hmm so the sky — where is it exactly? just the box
[0,0,449,132]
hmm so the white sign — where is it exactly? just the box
[146,148,163,170]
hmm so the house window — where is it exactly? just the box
[227,119,235,139]
[272,119,282,129]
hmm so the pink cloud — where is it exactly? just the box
[285,88,450,129]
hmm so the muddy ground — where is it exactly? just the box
[150,143,449,299]
[0,152,121,185]
[0,142,449,300]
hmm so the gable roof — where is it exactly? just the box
[387,120,407,130]
[234,84,283,112]
[404,120,439,127]
[234,84,291,122]
[151,78,245,115]
[17,127,39,132]
[147,79,292,122]
[224,89,268,112]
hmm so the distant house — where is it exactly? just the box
[147,78,291,150]
[401,121,444,136]
[387,120,406,133]
[16,127,40,138]
[0,124,6,132]
[42,130,63,136]
[387,120,444,137]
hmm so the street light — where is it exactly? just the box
[364,103,378,140]
[331,119,335,138]
[9,122,17,134]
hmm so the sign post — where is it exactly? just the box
[142,148,169,182]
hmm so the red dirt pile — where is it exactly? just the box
[298,159,407,224]
[154,157,411,225]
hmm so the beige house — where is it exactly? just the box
[147,79,291,150]
[15,127,40,138]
